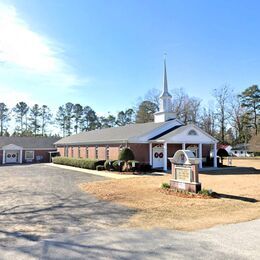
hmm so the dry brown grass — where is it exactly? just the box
[80,169,260,231]
[223,158,260,169]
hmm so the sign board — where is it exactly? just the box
[178,182,186,190]
[175,167,191,182]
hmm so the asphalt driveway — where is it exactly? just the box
[0,165,135,246]
[0,164,259,259]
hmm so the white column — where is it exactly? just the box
[20,149,23,164]
[213,143,217,168]
[182,143,186,150]
[199,143,202,168]
[2,150,5,164]
[149,143,153,166]
[163,142,168,171]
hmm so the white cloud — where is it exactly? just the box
[0,2,84,89]
[0,85,35,107]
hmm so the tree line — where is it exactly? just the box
[135,85,259,145]
[0,84,258,145]
[0,102,135,137]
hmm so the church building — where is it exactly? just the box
[55,59,218,170]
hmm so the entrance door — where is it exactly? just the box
[6,152,19,163]
[152,144,164,168]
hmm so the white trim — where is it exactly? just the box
[163,142,168,171]
[214,143,217,167]
[199,143,202,168]
[182,143,186,150]
[20,149,23,164]
[149,143,152,166]
[2,150,5,164]
[25,150,34,160]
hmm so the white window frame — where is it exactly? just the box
[95,146,98,159]
[106,146,109,160]
[25,151,34,160]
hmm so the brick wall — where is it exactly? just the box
[128,143,149,163]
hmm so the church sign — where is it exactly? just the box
[169,150,201,193]
[175,166,192,183]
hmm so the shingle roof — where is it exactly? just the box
[0,137,59,149]
[55,122,167,145]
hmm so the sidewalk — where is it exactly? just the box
[48,163,143,179]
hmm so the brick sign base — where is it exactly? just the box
[170,179,201,193]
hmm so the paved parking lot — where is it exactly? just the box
[0,164,259,259]
[0,165,135,249]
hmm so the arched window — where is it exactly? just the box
[188,129,197,136]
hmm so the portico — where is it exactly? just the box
[2,144,23,164]
[149,124,218,171]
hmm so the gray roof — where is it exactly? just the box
[0,137,59,149]
[55,122,167,145]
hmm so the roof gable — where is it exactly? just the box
[2,144,23,150]
[156,124,218,144]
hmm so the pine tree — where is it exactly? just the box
[13,101,29,135]
[0,103,10,136]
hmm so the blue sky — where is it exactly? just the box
[0,0,259,116]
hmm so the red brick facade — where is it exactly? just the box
[56,143,212,166]
[0,149,57,164]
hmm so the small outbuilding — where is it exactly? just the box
[0,137,59,165]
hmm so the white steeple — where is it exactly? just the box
[154,55,176,123]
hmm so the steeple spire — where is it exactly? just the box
[154,54,176,123]
[160,54,172,98]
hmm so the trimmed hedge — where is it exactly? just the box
[127,160,139,172]
[118,148,135,161]
[96,165,105,171]
[52,157,105,170]
[104,160,116,171]
[112,160,123,172]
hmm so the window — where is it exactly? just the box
[65,146,68,157]
[106,146,109,160]
[71,147,74,157]
[78,146,81,158]
[86,146,89,158]
[95,146,98,159]
[25,151,34,160]
[188,130,197,136]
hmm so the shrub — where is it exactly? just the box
[161,183,170,189]
[112,160,123,172]
[198,189,213,196]
[52,157,104,170]
[127,160,139,171]
[138,163,152,172]
[96,165,105,171]
[104,160,115,171]
[118,148,135,161]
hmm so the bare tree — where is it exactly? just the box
[213,85,232,143]
[199,105,216,137]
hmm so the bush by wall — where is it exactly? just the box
[118,148,135,161]
[52,157,105,170]
[104,160,116,171]
[112,160,123,172]
[127,160,139,171]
